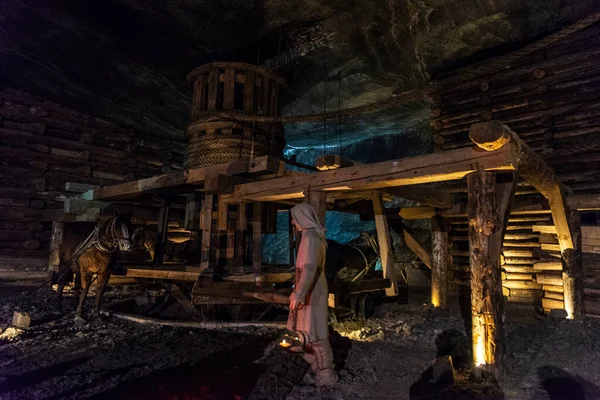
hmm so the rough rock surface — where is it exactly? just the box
[1,286,600,399]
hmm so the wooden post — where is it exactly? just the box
[562,209,584,319]
[184,193,202,230]
[153,200,170,266]
[467,171,515,376]
[288,210,296,268]
[235,203,247,268]
[308,190,327,227]
[470,120,580,319]
[252,202,262,272]
[200,194,214,270]
[431,216,448,308]
[48,222,65,272]
[372,192,400,296]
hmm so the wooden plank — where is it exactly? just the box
[207,70,218,111]
[124,268,200,281]
[329,278,391,295]
[217,195,228,231]
[431,216,448,308]
[399,207,436,220]
[403,229,432,269]
[532,225,557,234]
[223,69,235,110]
[542,297,564,310]
[184,193,202,230]
[545,291,564,301]
[536,273,563,286]
[503,280,543,289]
[533,261,562,271]
[373,193,399,296]
[229,145,517,202]
[235,203,247,268]
[543,284,564,293]
[252,202,262,272]
[153,200,170,266]
[90,156,277,201]
[47,221,64,272]
[65,182,97,193]
[200,194,213,270]
[244,72,255,112]
[541,243,561,252]
[384,186,453,209]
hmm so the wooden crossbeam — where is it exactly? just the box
[89,156,278,201]
[226,146,517,203]
[373,193,399,296]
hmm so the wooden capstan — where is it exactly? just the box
[185,62,287,168]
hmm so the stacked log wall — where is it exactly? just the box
[0,86,185,271]
[431,24,600,194]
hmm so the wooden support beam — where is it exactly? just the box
[217,196,228,231]
[200,194,213,270]
[48,221,64,272]
[385,186,453,209]
[399,207,436,220]
[153,200,170,266]
[228,146,517,202]
[308,191,327,227]
[90,156,278,201]
[235,203,247,268]
[470,121,583,320]
[372,193,400,296]
[288,210,296,268]
[252,202,262,272]
[563,209,584,319]
[168,283,203,321]
[403,229,432,269]
[431,216,448,308]
[467,170,516,375]
[184,193,202,230]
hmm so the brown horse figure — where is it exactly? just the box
[57,211,133,319]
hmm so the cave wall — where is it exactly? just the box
[0,86,185,271]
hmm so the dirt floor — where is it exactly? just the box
[0,283,600,400]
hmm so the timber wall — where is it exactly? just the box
[430,23,600,317]
[0,86,185,272]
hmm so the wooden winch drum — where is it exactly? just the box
[185,62,287,168]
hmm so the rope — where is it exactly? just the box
[184,134,283,168]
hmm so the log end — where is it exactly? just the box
[469,120,512,151]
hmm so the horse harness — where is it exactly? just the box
[71,218,127,266]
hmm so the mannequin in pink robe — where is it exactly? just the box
[287,203,338,387]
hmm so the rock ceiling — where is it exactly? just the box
[0,0,596,146]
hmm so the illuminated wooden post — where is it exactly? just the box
[431,216,448,308]
[372,192,400,296]
[563,209,584,318]
[467,171,505,375]
[470,120,582,319]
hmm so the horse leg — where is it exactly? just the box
[76,271,93,319]
[93,270,110,318]
[56,270,66,313]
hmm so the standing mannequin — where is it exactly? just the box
[288,203,338,387]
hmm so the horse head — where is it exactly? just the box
[349,231,380,265]
[103,209,134,251]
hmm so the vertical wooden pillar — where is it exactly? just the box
[184,193,202,230]
[431,216,448,308]
[235,203,247,268]
[563,209,584,319]
[288,210,296,268]
[252,202,262,272]
[200,194,214,270]
[467,171,508,375]
[372,193,400,296]
[48,222,65,272]
[153,200,170,266]
[308,191,327,227]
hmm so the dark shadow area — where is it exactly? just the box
[537,365,600,400]
[0,356,92,394]
[330,329,353,370]
[409,330,504,400]
[88,338,271,400]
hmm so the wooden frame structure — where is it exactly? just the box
[57,117,585,375]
